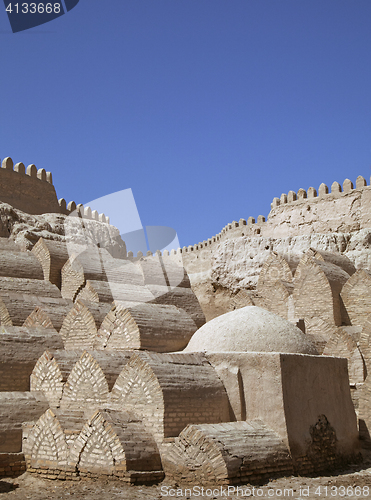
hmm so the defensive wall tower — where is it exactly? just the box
[0,156,109,222]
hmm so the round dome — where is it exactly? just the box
[184,306,318,355]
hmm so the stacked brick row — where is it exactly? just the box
[0,235,203,354]
[0,236,68,477]
[31,350,132,408]
[22,350,231,481]
[0,230,210,481]
[23,408,163,482]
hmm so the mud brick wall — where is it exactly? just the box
[280,353,360,471]
[24,408,164,482]
[0,275,73,330]
[0,293,73,330]
[135,255,191,289]
[0,453,26,478]
[0,158,59,215]
[32,238,70,288]
[0,327,63,391]
[76,280,154,304]
[323,328,365,385]
[111,352,230,442]
[31,350,132,408]
[61,248,145,301]
[0,251,44,280]
[293,255,350,328]
[148,285,206,328]
[164,420,294,485]
[341,269,371,329]
[96,303,197,352]
[0,392,49,453]
[59,300,111,349]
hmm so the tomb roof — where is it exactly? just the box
[184,306,318,355]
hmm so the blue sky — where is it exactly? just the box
[0,0,371,250]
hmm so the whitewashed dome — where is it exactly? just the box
[184,306,318,355]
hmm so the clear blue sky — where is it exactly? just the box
[1,0,371,249]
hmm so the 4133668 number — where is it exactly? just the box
[6,3,61,14]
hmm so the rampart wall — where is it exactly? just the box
[3,154,368,277]
[267,175,371,237]
[0,157,110,222]
[125,175,371,275]
[0,157,59,215]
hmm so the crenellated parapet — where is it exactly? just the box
[1,157,54,185]
[138,174,371,262]
[0,156,111,223]
[120,173,371,299]
[267,174,371,238]
[57,199,110,223]
[270,175,370,210]
[125,216,267,261]
[0,156,60,215]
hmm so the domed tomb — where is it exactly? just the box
[184,306,318,354]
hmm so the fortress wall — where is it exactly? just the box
[0,157,111,224]
[265,179,370,238]
[125,218,266,273]
[124,176,371,281]
[60,203,110,224]
[0,157,59,215]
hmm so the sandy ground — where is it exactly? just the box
[1,454,371,500]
